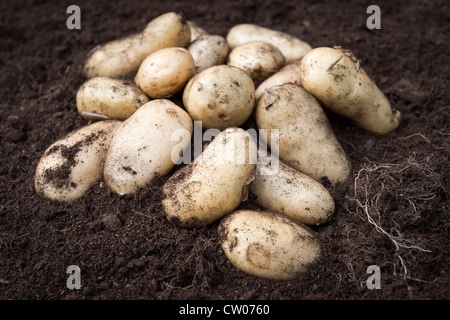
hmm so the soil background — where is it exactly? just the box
[0,0,449,300]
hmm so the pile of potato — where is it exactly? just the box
[34,12,401,281]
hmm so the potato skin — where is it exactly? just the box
[84,12,191,78]
[226,24,312,64]
[162,128,257,228]
[186,20,208,42]
[300,47,401,135]
[135,47,195,98]
[182,65,255,131]
[218,209,321,280]
[76,77,149,120]
[255,83,352,185]
[34,120,121,202]
[188,35,230,73]
[104,99,193,196]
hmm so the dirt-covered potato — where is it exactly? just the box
[255,58,302,100]
[186,20,208,42]
[76,77,149,121]
[218,209,321,280]
[300,47,401,135]
[104,99,193,196]
[226,24,312,64]
[84,12,191,78]
[255,83,352,185]
[250,153,335,226]
[188,35,230,73]
[34,121,121,202]
[182,65,255,130]
[163,128,257,228]
[135,47,195,99]
[227,41,285,82]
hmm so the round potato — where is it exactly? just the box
[218,209,321,280]
[104,99,193,196]
[300,47,401,135]
[188,35,230,73]
[227,41,285,82]
[76,77,149,121]
[84,12,191,78]
[182,65,255,131]
[255,83,352,185]
[163,128,257,228]
[135,47,195,99]
[34,120,121,202]
[226,24,312,64]
[186,20,208,42]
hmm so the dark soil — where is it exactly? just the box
[0,0,449,300]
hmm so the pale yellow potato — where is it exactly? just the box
[84,12,191,78]
[76,77,149,121]
[255,83,352,185]
[227,41,285,82]
[182,65,255,130]
[162,128,257,228]
[255,58,302,100]
[34,120,121,202]
[186,20,208,42]
[188,35,230,73]
[300,47,401,135]
[226,24,312,63]
[218,209,321,280]
[250,153,335,226]
[135,47,195,98]
[104,99,193,196]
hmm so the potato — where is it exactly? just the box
[300,47,401,135]
[226,24,312,64]
[76,77,149,121]
[135,47,195,99]
[255,58,302,100]
[104,99,193,196]
[84,12,191,78]
[250,153,335,226]
[255,83,352,185]
[188,35,230,73]
[227,41,285,82]
[186,20,208,42]
[34,120,121,202]
[218,209,321,280]
[182,65,255,131]
[162,128,257,228]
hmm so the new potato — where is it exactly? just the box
[219,209,321,280]
[188,35,230,73]
[187,20,208,42]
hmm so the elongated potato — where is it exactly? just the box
[226,24,312,64]
[227,41,285,82]
[163,128,257,228]
[250,153,335,226]
[188,35,230,73]
[35,120,121,202]
[300,47,401,135]
[135,47,195,98]
[218,210,321,280]
[84,12,191,78]
[76,77,149,120]
[104,99,193,196]
[182,65,255,131]
[186,20,208,42]
[255,83,352,185]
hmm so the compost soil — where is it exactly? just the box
[0,0,449,300]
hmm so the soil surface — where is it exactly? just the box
[0,0,449,300]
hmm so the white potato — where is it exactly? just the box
[227,41,285,82]
[34,120,121,202]
[76,77,149,121]
[300,47,401,135]
[135,47,195,99]
[255,83,352,185]
[186,20,208,42]
[219,209,321,280]
[226,24,312,64]
[188,35,230,73]
[163,128,257,228]
[182,65,255,131]
[104,99,193,196]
